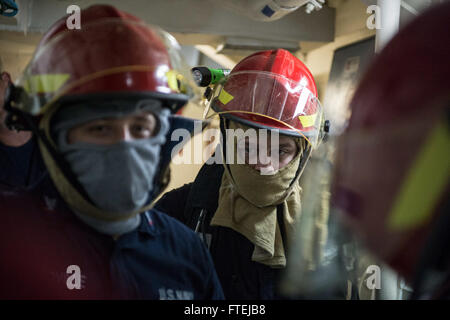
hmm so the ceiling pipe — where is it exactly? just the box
[375,0,401,53]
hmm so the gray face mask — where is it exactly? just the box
[59,137,165,213]
[54,101,170,235]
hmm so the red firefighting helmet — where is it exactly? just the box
[15,4,196,117]
[207,49,324,148]
[8,4,199,220]
[332,1,450,289]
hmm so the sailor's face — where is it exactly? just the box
[239,131,299,173]
[67,111,158,145]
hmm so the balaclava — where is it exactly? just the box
[51,99,170,235]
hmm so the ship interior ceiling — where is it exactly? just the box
[0,0,438,94]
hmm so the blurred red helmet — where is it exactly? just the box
[332,1,450,294]
[209,49,323,147]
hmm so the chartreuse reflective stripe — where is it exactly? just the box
[166,70,179,92]
[23,74,70,93]
[298,113,317,128]
[388,120,450,231]
[218,88,234,105]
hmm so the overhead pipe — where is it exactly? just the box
[375,0,401,53]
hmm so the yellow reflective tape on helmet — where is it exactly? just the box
[166,70,188,94]
[39,66,156,115]
[23,74,70,94]
[218,88,234,105]
[387,120,450,231]
[166,70,179,93]
[299,113,317,128]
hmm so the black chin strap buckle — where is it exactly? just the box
[321,119,331,143]
[3,84,34,132]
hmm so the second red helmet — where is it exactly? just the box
[209,49,323,147]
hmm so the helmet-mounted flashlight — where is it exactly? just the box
[191,67,230,87]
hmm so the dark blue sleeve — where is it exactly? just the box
[0,137,46,190]
[154,183,192,222]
